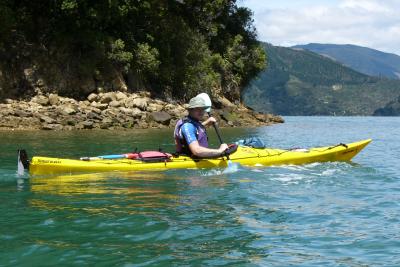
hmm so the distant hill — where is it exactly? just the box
[292,43,400,79]
[373,96,400,116]
[242,43,400,115]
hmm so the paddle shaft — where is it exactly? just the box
[207,112,229,160]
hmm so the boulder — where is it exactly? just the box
[115,91,127,101]
[131,108,142,118]
[271,115,284,123]
[42,123,63,130]
[90,107,102,114]
[60,105,77,115]
[31,95,49,106]
[149,111,172,125]
[87,111,102,121]
[109,100,121,108]
[82,120,94,129]
[48,94,59,106]
[124,97,135,108]
[99,118,113,129]
[39,115,55,124]
[60,118,77,126]
[14,110,30,117]
[90,101,108,110]
[118,107,132,115]
[147,103,164,112]
[136,120,148,128]
[132,97,148,111]
[100,92,116,103]
[165,105,186,118]
[87,93,99,102]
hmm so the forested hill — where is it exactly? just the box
[243,43,400,116]
[293,43,400,80]
[0,1,265,102]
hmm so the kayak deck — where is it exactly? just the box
[28,139,371,176]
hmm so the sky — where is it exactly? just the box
[238,0,400,55]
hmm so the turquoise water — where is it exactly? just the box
[0,117,399,266]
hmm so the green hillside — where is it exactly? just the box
[293,43,400,79]
[374,96,400,116]
[243,43,400,115]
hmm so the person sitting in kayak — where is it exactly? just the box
[174,95,229,157]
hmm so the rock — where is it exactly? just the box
[5,99,14,104]
[48,94,59,105]
[90,101,108,110]
[78,101,89,109]
[87,111,102,121]
[136,120,148,128]
[271,115,284,123]
[82,120,94,129]
[39,115,55,124]
[115,91,127,101]
[131,108,142,118]
[109,100,121,108]
[147,103,164,112]
[60,105,77,115]
[87,93,99,102]
[90,107,102,114]
[149,111,172,125]
[118,107,132,115]
[165,105,186,118]
[100,92,116,103]
[31,95,49,106]
[75,123,85,130]
[14,110,30,117]
[124,97,135,108]
[101,109,118,118]
[82,100,90,106]
[132,97,148,111]
[42,123,63,130]
[102,117,113,124]
[60,118,77,126]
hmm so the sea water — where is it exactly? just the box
[0,117,399,266]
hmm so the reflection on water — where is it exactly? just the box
[27,170,235,217]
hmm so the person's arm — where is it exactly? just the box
[202,117,217,127]
[188,141,229,158]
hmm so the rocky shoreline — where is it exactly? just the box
[0,91,284,130]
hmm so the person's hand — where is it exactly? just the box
[204,117,217,126]
[218,143,229,154]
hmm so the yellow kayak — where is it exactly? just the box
[26,139,371,176]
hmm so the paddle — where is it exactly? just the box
[196,93,231,161]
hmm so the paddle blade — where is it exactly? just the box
[17,149,29,176]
